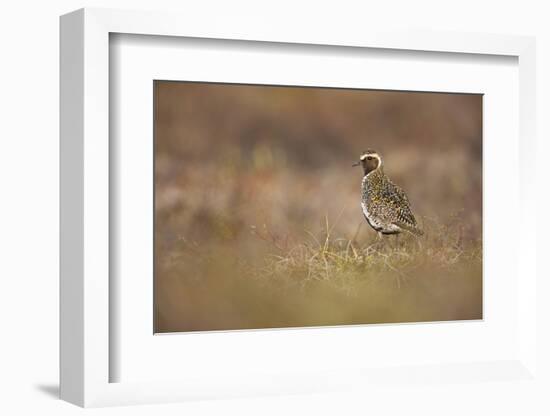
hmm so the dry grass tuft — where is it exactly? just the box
[254,217,480,291]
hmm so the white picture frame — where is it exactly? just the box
[60,7,537,407]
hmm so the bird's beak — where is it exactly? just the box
[352,161,361,167]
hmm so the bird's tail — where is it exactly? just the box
[394,222,424,236]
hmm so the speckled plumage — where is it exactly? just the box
[356,150,422,236]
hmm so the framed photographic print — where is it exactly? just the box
[60,8,538,408]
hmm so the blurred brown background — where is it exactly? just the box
[154,81,482,332]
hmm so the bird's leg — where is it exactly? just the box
[378,232,384,248]
[416,235,423,252]
[394,233,399,250]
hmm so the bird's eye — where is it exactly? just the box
[367,156,373,160]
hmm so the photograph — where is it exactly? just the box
[154,81,483,333]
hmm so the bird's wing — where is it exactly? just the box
[381,181,418,230]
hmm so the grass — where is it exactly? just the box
[251,214,481,292]
[155,215,482,332]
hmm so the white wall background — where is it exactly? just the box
[0,1,548,415]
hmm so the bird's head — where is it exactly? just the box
[352,149,382,175]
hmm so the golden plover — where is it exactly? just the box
[353,150,422,237]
